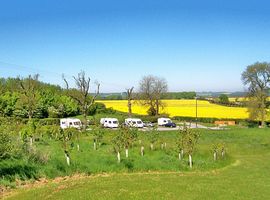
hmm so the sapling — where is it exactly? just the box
[59,128,75,166]
[120,126,138,158]
[219,143,226,158]
[180,126,200,168]
[147,127,159,151]
[112,132,124,163]
[212,144,218,161]
[141,145,145,156]
[27,120,36,146]
[93,125,105,150]
[176,125,187,160]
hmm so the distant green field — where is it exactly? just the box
[3,128,270,200]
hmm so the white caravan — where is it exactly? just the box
[60,118,82,129]
[100,118,119,128]
[158,118,173,126]
[125,118,144,128]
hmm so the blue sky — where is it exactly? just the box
[1,0,270,92]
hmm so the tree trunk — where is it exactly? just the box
[178,152,182,160]
[156,100,159,116]
[117,151,121,163]
[94,141,97,150]
[125,148,129,158]
[260,101,266,128]
[221,150,225,158]
[189,154,192,168]
[214,152,217,161]
[128,101,132,117]
[161,143,164,149]
[83,111,87,131]
[150,143,154,150]
[181,149,184,158]
[65,153,70,166]
[77,144,80,152]
[29,136,33,146]
[141,146,144,156]
[164,142,167,148]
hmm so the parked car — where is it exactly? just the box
[143,121,154,127]
[164,122,176,128]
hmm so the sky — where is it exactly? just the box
[1,0,270,92]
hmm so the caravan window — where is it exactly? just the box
[137,121,142,124]
[168,120,172,123]
[61,122,65,124]
[113,121,118,124]
[69,122,72,125]
[74,122,80,125]
[132,121,136,125]
[109,121,112,124]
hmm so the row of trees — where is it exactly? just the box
[0,76,79,118]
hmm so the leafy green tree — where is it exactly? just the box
[242,62,270,127]
[21,120,37,146]
[18,74,40,119]
[219,94,229,104]
[0,92,18,117]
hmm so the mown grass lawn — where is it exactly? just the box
[3,128,270,200]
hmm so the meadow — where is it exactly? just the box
[98,100,249,119]
[3,128,270,200]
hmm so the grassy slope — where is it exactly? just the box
[3,128,270,200]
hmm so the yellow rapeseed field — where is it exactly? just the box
[98,100,249,119]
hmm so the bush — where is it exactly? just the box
[0,160,39,181]
[0,131,14,159]
[28,148,50,165]
[172,116,248,124]
[38,118,60,126]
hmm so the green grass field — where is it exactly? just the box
[2,128,270,200]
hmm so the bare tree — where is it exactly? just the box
[19,74,40,120]
[242,62,270,127]
[63,71,100,130]
[138,75,168,116]
[126,87,134,117]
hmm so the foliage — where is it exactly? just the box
[218,94,230,104]
[242,62,270,127]
[179,126,200,156]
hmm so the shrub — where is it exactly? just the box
[28,147,50,165]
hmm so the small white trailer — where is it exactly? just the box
[158,118,173,126]
[100,118,119,128]
[125,118,144,128]
[60,118,82,129]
